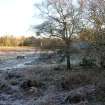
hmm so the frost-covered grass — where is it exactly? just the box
[0,47,36,60]
[0,46,35,52]
[0,63,104,105]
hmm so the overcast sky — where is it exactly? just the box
[0,0,42,36]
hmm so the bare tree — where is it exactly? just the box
[34,0,83,70]
[87,0,105,67]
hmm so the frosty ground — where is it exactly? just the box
[0,51,104,105]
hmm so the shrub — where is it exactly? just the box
[20,79,43,90]
[61,72,92,90]
[10,79,19,85]
[80,57,95,67]
[0,81,10,92]
[96,80,105,103]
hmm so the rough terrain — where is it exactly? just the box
[0,51,104,105]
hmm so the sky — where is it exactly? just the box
[0,0,42,37]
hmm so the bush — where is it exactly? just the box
[96,80,105,103]
[0,81,10,92]
[61,72,92,90]
[80,57,95,67]
[20,79,43,90]
[10,79,19,85]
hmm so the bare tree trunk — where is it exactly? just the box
[100,55,105,68]
[66,51,71,70]
[65,42,71,70]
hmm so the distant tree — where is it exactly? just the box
[34,0,84,70]
[22,37,34,46]
[0,35,17,46]
[39,38,64,49]
[0,35,26,47]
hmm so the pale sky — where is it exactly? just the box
[0,0,42,36]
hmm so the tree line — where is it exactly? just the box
[0,35,65,49]
[0,36,23,46]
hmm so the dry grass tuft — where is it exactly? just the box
[61,72,93,90]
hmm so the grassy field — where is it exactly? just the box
[0,46,36,52]
[0,46,37,60]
